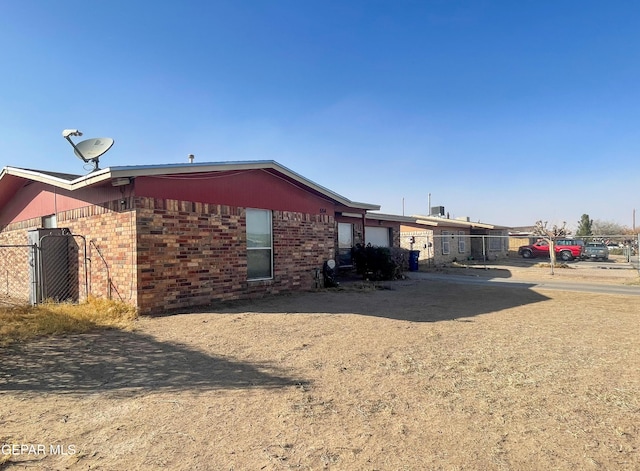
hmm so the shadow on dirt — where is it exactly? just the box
[0,330,306,396]
[188,278,551,323]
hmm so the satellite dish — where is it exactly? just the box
[62,130,115,172]
[74,138,114,161]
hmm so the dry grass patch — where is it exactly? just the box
[0,297,137,346]
[0,451,10,467]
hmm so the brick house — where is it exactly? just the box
[400,215,509,266]
[0,161,387,314]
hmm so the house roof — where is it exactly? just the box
[365,212,423,224]
[342,211,506,229]
[18,169,82,181]
[404,215,505,230]
[509,225,536,232]
[0,160,380,211]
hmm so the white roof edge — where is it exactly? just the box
[365,212,419,223]
[409,214,498,229]
[413,219,439,227]
[1,166,86,190]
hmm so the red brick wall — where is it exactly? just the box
[135,198,246,314]
[271,210,335,292]
[135,197,336,314]
[58,199,137,304]
[0,200,137,306]
[2,195,337,314]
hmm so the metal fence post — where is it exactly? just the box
[482,236,487,269]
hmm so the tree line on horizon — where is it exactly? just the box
[574,214,638,238]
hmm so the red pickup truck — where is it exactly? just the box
[518,239,585,261]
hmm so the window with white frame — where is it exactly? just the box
[458,231,466,253]
[246,209,273,280]
[442,231,450,255]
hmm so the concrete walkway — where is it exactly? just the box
[408,270,640,297]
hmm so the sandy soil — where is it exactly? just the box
[1,259,639,470]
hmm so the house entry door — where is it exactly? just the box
[337,223,353,267]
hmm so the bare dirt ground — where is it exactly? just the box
[1,258,639,470]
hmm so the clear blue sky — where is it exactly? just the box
[1,1,639,229]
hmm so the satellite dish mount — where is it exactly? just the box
[62,129,114,172]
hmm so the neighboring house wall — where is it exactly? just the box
[400,227,434,264]
[400,226,473,266]
[509,236,532,255]
[401,225,510,265]
[470,229,510,260]
[433,228,472,265]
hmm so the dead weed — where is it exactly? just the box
[0,297,137,346]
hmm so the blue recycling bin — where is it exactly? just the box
[409,250,420,271]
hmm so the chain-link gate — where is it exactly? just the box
[33,232,88,304]
[0,229,90,306]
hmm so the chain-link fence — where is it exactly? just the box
[404,233,640,272]
[0,231,88,306]
[0,244,35,305]
[510,233,639,265]
[405,234,511,266]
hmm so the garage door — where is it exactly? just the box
[365,226,390,247]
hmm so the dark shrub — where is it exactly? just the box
[352,244,409,280]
